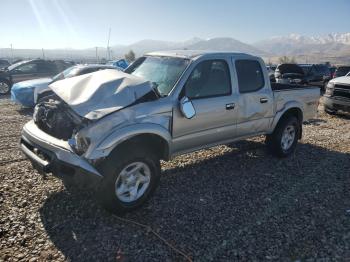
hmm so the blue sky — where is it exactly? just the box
[1,0,349,49]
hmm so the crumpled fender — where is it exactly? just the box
[85,123,172,160]
[269,100,304,133]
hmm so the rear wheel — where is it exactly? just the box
[324,107,337,115]
[0,79,11,95]
[266,116,300,157]
[97,146,161,214]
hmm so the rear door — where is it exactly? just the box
[172,58,238,154]
[36,61,57,78]
[233,58,274,137]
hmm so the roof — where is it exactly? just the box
[146,50,255,59]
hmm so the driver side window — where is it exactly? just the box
[185,60,231,99]
[15,63,38,74]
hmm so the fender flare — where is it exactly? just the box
[87,123,172,160]
[270,101,304,133]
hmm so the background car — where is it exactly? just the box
[0,59,10,69]
[0,59,71,95]
[299,64,332,90]
[106,59,129,70]
[333,66,350,78]
[11,64,118,107]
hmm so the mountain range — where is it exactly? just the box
[1,33,349,64]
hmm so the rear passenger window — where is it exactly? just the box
[235,60,264,93]
[185,60,231,99]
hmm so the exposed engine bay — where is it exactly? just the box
[33,95,88,140]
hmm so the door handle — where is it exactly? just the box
[226,103,235,110]
[260,98,268,103]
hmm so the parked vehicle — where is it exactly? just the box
[11,64,118,107]
[299,64,332,89]
[20,51,320,214]
[0,59,10,69]
[275,63,306,84]
[323,75,350,114]
[0,59,71,95]
[106,59,129,70]
[266,65,276,82]
[333,66,350,78]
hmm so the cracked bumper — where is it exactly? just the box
[20,120,103,183]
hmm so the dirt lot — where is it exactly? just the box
[0,95,349,261]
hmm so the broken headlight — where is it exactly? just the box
[69,136,90,155]
[325,82,335,96]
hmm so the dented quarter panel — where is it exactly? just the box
[82,97,173,160]
[270,88,320,131]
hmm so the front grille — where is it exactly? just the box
[333,88,350,100]
[334,84,350,90]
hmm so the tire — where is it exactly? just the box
[266,116,300,158]
[0,79,11,95]
[324,107,337,115]
[96,146,161,214]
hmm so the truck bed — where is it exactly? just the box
[272,82,320,122]
[271,82,319,91]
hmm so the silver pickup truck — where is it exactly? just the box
[20,51,320,214]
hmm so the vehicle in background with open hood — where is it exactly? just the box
[11,64,118,107]
[20,51,320,214]
[274,63,306,85]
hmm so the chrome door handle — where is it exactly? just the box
[226,103,235,110]
[260,98,268,103]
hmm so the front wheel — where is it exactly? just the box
[97,147,161,214]
[0,79,11,95]
[266,116,300,158]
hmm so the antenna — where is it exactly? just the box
[106,27,111,60]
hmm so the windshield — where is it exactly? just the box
[52,66,80,82]
[125,56,190,96]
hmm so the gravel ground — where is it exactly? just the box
[0,95,349,261]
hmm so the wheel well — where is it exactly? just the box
[0,78,11,85]
[113,134,169,161]
[278,107,303,138]
[280,107,303,123]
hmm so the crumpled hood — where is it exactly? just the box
[49,69,155,120]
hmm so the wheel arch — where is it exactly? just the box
[271,104,303,139]
[91,123,172,161]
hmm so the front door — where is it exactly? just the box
[172,59,238,154]
[11,62,39,83]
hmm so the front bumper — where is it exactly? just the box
[21,120,102,183]
[323,96,350,112]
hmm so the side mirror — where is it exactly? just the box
[179,96,196,119]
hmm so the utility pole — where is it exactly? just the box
[42,48,45,59]
[106,27,111,61]
[10,44,14,63]
[95,47,98,63]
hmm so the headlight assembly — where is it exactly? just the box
[325,82,335,96]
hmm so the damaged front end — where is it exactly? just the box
[34,94,88,140]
